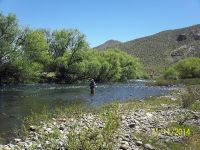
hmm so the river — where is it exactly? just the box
[0,80,175,143]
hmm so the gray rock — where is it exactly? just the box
[124,134,130,138]
[143,143,155,150]
[2,145,11,150]
[32,136,39,141]
[37,144,43,150]
[136,140,143,146]
[146,113,153,118]
[29,125,36,132]
[7,144,16,149]
[120,142,130,150]
[45,141,51,145]
[40,121,45,126]
[129,123,136,128]
[45,127,52,132]
[122,137,130,142]
[121,140,129,145]
[14,138,21,143]
[59,125,65,131]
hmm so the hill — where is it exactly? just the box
[95,40,122,49]
[95,24,200,76]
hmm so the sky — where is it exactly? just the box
[0,0,200,47]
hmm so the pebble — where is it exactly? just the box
[129,123,136,128]
[136,140,143,146]
[29,125,36,132]
[146,113,153,118]
[120,141,130,150]
[14,138,21,143]
[59,125,65,131]
[37,144,43,150]
[143,143,155,150]
[121,140,129,145]
[45,140,51,145]
[2,145,10,150]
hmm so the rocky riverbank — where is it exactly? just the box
[1,88,200,150]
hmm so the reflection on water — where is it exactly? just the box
[0,80,175,143]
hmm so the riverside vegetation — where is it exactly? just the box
[148,57,200,86]
[0,12,144,85]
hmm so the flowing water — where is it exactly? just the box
[0,80,175,143]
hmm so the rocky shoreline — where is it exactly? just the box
[1,88,200,150]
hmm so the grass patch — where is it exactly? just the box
[67,127,106,150]
[123,96,179,112]
[182,93,196,108]
[147,78,200,86]
[23,101,87,125]
[17,101,88,139]
[17,101,121,149]
[66,110,120,150]
[181,85,200,109]
[189,101,200,111]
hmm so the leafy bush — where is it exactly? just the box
[53,48,144,83]
[182,93,195,108]
[164,67,179,80]
[164,58,200,79]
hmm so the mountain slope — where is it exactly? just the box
[95,24,200,76]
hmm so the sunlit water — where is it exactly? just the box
[0,80,176,143]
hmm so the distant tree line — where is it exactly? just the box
[0,12,144,84]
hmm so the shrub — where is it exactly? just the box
[164,67,179,80]
[164,58,200,79]
[182,93,195,108]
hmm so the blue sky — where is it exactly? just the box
[0,0,200,47]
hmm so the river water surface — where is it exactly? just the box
[0,80,175,143]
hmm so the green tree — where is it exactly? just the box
[22,30,49,63]
[164,67,179,80]
[0,13,19,84]
[50,29,89,82]
[49,29,88,58]
[0,13,18,65]
[96,49,143,82]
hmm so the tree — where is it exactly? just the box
[50,29,89,82]
[0,13,20,84]
[49,29,88,58]
[22,30,49,63]
[0,13,19,65]
[95,49,143,82]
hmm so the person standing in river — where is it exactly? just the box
[89,79,96,94]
